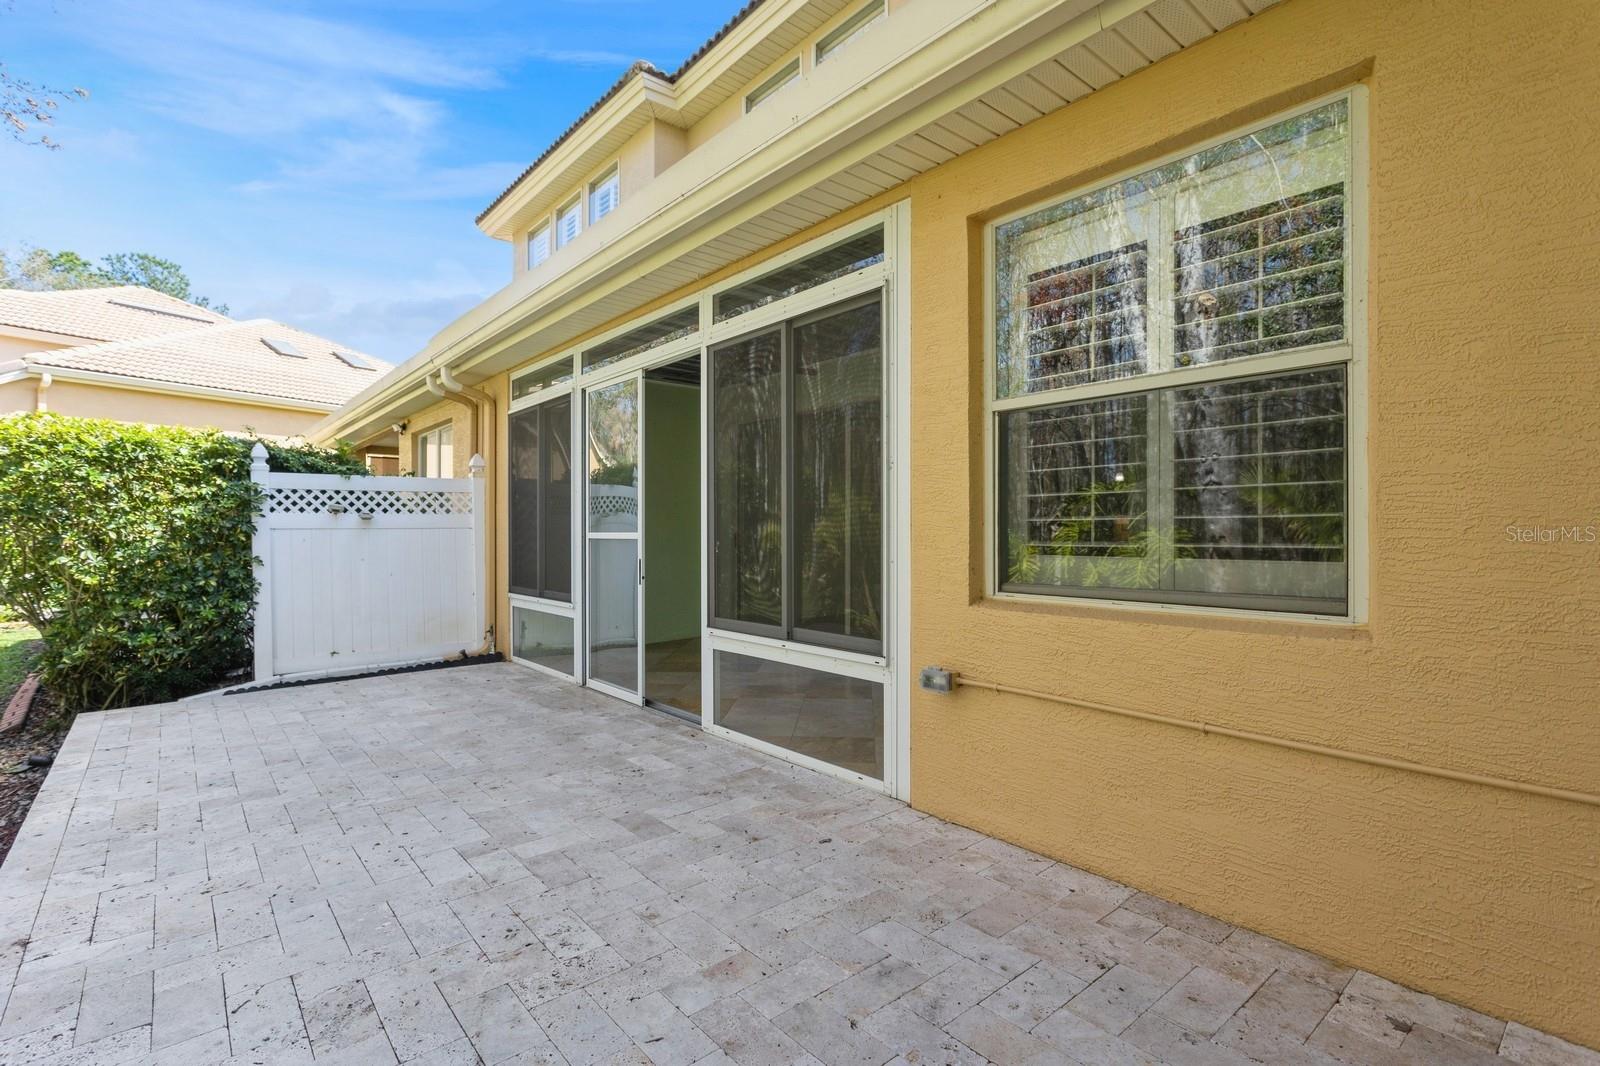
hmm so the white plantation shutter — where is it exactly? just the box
[556,198,582,247]
[527,224,551,268]
[998,198,1158,397]
[589,166,619,225]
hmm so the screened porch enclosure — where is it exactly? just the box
[505,209,909,795]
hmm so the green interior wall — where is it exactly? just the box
[643,378,701,644]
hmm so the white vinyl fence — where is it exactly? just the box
[250,443,486,683]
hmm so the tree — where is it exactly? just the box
[0,62,88,149]
[0,246,229,315]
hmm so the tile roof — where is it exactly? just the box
[476,0,769,225]
[0,286,231,342]
[25,319,393,408]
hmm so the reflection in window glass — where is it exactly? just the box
[512,357,573,401]
[587,379,639,534]
[711,330,783,630]
[1000,367,1346,613]
[994,100,1348,397]
[793,299,882,650]
[715,228,884,322]
[512,607,575,677]
[583,306,699,374]
[715,652,883,779]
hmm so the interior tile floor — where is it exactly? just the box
[0,663,1593,1066]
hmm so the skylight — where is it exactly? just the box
[263,338,306,358]
[106,298,216,324]
[335,350,376,370]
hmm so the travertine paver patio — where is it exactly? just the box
[0,664,1594,1066]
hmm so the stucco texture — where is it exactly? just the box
[903,0,1600,1048]
[2,378,321,437]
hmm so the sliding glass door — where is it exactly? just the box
[707,291,886,779]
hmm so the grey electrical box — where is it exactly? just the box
[919,666,955,694]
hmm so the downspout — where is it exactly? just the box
[35,371,52,412]
[428,368,499,655]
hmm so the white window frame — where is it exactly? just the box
[556,194,583,248]
[414,422,454,478]
[527,221,552,269]
[588,163,620,226]
[502,204,912,799]
[816,0,885,64]
[983,88,1368,624]
[744,56,800,113]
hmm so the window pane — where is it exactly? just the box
[994,100,1348,397]
[999,393,1154,594]
[512,607,574,676]
[793,299,882,651]
[589,537,638,690]
[714,652,883,779]
[542,397,573,600]
[1169,367,1345,610]
[508,407,542,597]
[587,379,638,533]
[512,356,573,401]
[590,169,619,224]
[528,226,551,268]
[816,0,884,62]
[711,329,783,630]
[557,201,581,246]
[745,57,800,113]
[1000,367,1347,613]
[509,398,572,602]
[438,425,454,478]
[583,306,698,374]
[715,228,883,322]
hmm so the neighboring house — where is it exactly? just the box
[312,0,1600,1049]
[0,286,396,458]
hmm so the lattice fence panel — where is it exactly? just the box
[267,485,473,516]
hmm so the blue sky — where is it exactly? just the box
[0,0,738,362]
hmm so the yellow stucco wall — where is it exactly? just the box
[398,400,477,478]
[902,0,1600,1047]
[1,377,323,437]
[465,0,1598,1043]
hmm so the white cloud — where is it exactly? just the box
[59,0,541,200]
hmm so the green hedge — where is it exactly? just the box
[0,413,365,710]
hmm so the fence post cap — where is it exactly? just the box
[250,442,269,459]
[468,453,486,475]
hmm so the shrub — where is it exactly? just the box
[0,414,363,710]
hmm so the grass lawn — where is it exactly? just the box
[0,623,42,704]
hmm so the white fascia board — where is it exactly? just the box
[314,0,1150,445]
[21,363,340,412]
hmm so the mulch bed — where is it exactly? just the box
[0,676,68,868]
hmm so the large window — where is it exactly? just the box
[711,293,883,653]
[991,98,1355,615]
[415,423,453,478]
[509,396,573,602]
